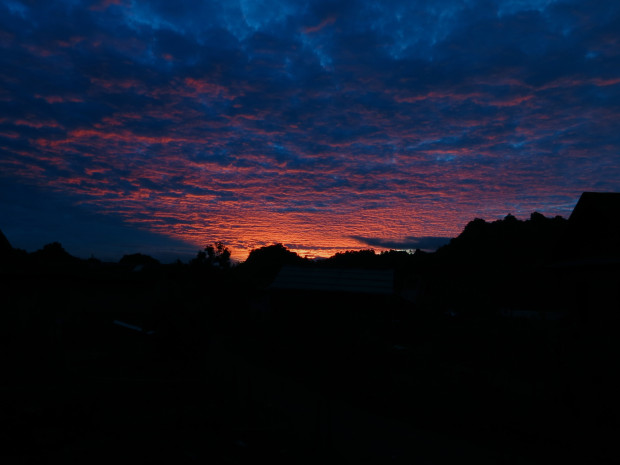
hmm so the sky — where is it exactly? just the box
[1,0,619,262]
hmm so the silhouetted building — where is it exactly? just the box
[270,266,394,295]
[0,228,12,254]
[267,266,395,347]
[568,191,620,259]
[555,192,620,327]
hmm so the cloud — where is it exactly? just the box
[351,235,452,251]
[0,0,619,260]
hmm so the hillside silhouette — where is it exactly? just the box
[1,194,619,463]
[119,252,161,271]
[435,212,569,263]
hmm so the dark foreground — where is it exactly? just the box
[1,265,619,465]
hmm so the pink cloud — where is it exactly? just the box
[0,130,20,139]
[90,0,126,12]
[35,95,84,104]
[592,77,620,87]
[15,119,63,129]
[392,89,486,104]
[90,77,146,93]
[180,77,235,100]
[303,16,337,34]
[56,36,85,48]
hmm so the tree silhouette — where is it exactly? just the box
[119,252,160,270]
[30,241,78,264]
[323,249,378,268]
[238,243,308,284]
[191,241,231,269]
[436,213,569,264]
[244,243,306,269]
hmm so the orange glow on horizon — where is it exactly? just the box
[124,206,463,261]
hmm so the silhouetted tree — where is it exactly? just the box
[191,241,231,269]
[436,213,569,265]
[244,243,306,267]
[239,243,308,285]
[30,242,79,264]
[119,252,160,270]
[86,254,102,268]
[323,249,378,268]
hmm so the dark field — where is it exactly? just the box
[1,263,618,464]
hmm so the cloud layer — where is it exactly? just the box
[1,0,619,259]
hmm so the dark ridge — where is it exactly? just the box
[435,211,569,264]
[321,249,379,268]
[29,241,80,264]
[244,243,307,267]
[119,252,161,270]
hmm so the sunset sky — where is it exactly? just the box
[1,0,619,261]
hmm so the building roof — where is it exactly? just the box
[567,192,620,258]
[0,228,12,254]
[270,266,394,295]
[569,192,620,227]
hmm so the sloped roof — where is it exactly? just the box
[567,192,620,258]
[569,192,620,227]
[0,228,12,253]
[270,266,394,295]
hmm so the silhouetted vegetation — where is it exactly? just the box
[435,212,570,264]
[119,252,161,270]
[1,195,619,463]
[323,248,379,268]
[30,241,81,264]
[190,241,232,270]
[237,243,309,286]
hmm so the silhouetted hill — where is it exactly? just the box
[119,252,161,270]
[435,212,569,265]
[29,241,80,264]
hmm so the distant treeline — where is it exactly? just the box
[2,208,619,297]
[0,210,588,274]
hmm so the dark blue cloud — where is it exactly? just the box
[351,235,451,251]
